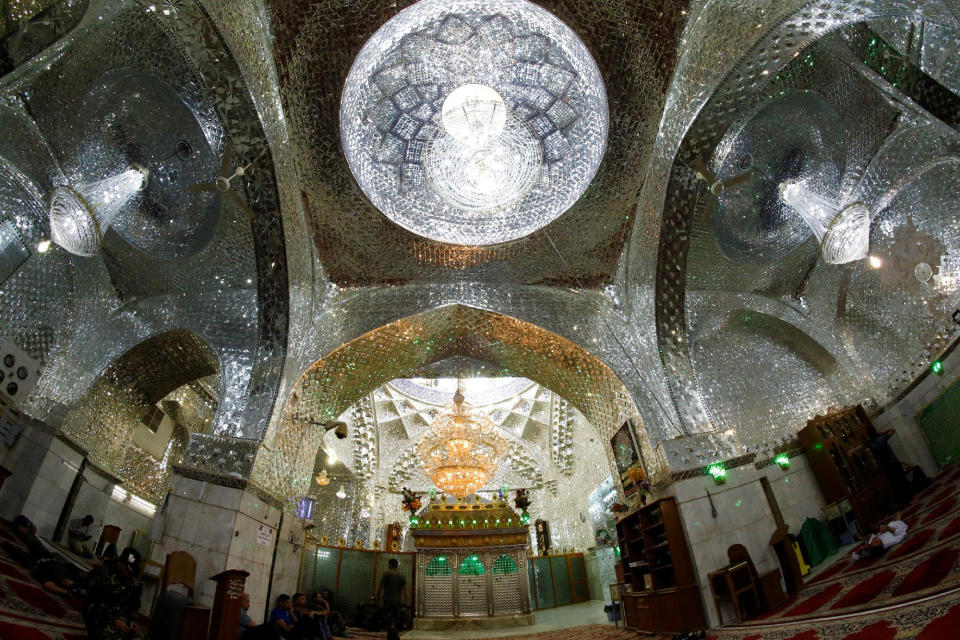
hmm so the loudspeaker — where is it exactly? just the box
[0,342,41,402]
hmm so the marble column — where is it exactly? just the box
[151,473,304,621]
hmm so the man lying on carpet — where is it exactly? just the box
[34,555,86,598]
[851,517,909,561]
[8,514,49,560]
[5,515,87,598]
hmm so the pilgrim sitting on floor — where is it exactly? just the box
[851,517,908,561]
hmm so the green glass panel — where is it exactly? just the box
[426,556,452,576]
[492,554,518,574]
[533,557,554,609]
[312,547,339,594]
[300,545,317,594]
[551,556,572,606]
[527,559,537,610]
[918,375,960,467]
[458,554,486,575]
[569,555,589,601]
[338,549,375,617]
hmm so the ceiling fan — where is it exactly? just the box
[689,155,754,218]
[188,141,261,222]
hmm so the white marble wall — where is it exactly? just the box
[67,468,113,544]
[151,476,302,623]
[268,516,306,615]
[0,424,84,537]
[668,455,825,628]
[871,345,960,476]
[228,490,284,620]
[584,546,618,602]
[103,498,153,551]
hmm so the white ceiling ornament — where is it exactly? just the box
[778,179,871,265]
[340,0,608,245]
[49,166,148,257]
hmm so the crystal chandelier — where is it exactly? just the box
[777,179,870,264]
[340,0,608,245]
[417,381,508,498]
[49,165,148,256]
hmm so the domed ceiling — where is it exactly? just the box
[4,0,960,507]
[340,0,608,245]
[269,0,688,285]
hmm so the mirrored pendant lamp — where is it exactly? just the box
[49,165,148,256]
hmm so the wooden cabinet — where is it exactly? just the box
[798,405,892,527]
[615,497,705,633]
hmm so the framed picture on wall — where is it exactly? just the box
[610,420,640,479]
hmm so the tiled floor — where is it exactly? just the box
[402,600,612,639]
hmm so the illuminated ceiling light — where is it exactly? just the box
[49,165,148,256]
[327,451,338,465]
[340,0,608,245]
[707,463,727,484]
[335,485,347,499]
[36,239,51,253]
[868,255,883,269]
[417,380,508,498]
[440,84,507,147]
[935,253,960,292]
[778,179,870,264]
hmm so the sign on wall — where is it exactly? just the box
[257,525,273,546]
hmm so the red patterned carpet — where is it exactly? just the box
[468,625,644,639]
[706,464,960,639]
[0,524,87,639]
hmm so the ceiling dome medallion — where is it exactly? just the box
[341,0,608,246]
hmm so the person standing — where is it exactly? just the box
[867,426,910,505]
[376,559,407,634]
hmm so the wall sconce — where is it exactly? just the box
[708,463,727,485]
[775,454,791,470]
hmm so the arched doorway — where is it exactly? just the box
[252,304,652,507]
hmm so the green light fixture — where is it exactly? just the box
[409,515,419,527]
[932,360,944,375]
[520,512,531,525]
[775,453,790,470]
[708,463,727,485]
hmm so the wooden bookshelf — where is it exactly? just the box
[798,405,893,527]
[615,496,705,633]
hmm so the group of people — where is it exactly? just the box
[7,514,410,640]
[240,557,408,640]
[5,514,144,639]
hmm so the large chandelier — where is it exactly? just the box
[417,382,508,498]
[49,166,148,257]
[340,0,608,245]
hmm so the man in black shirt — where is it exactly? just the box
[377,559,407,635]
[83,547,143,639]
